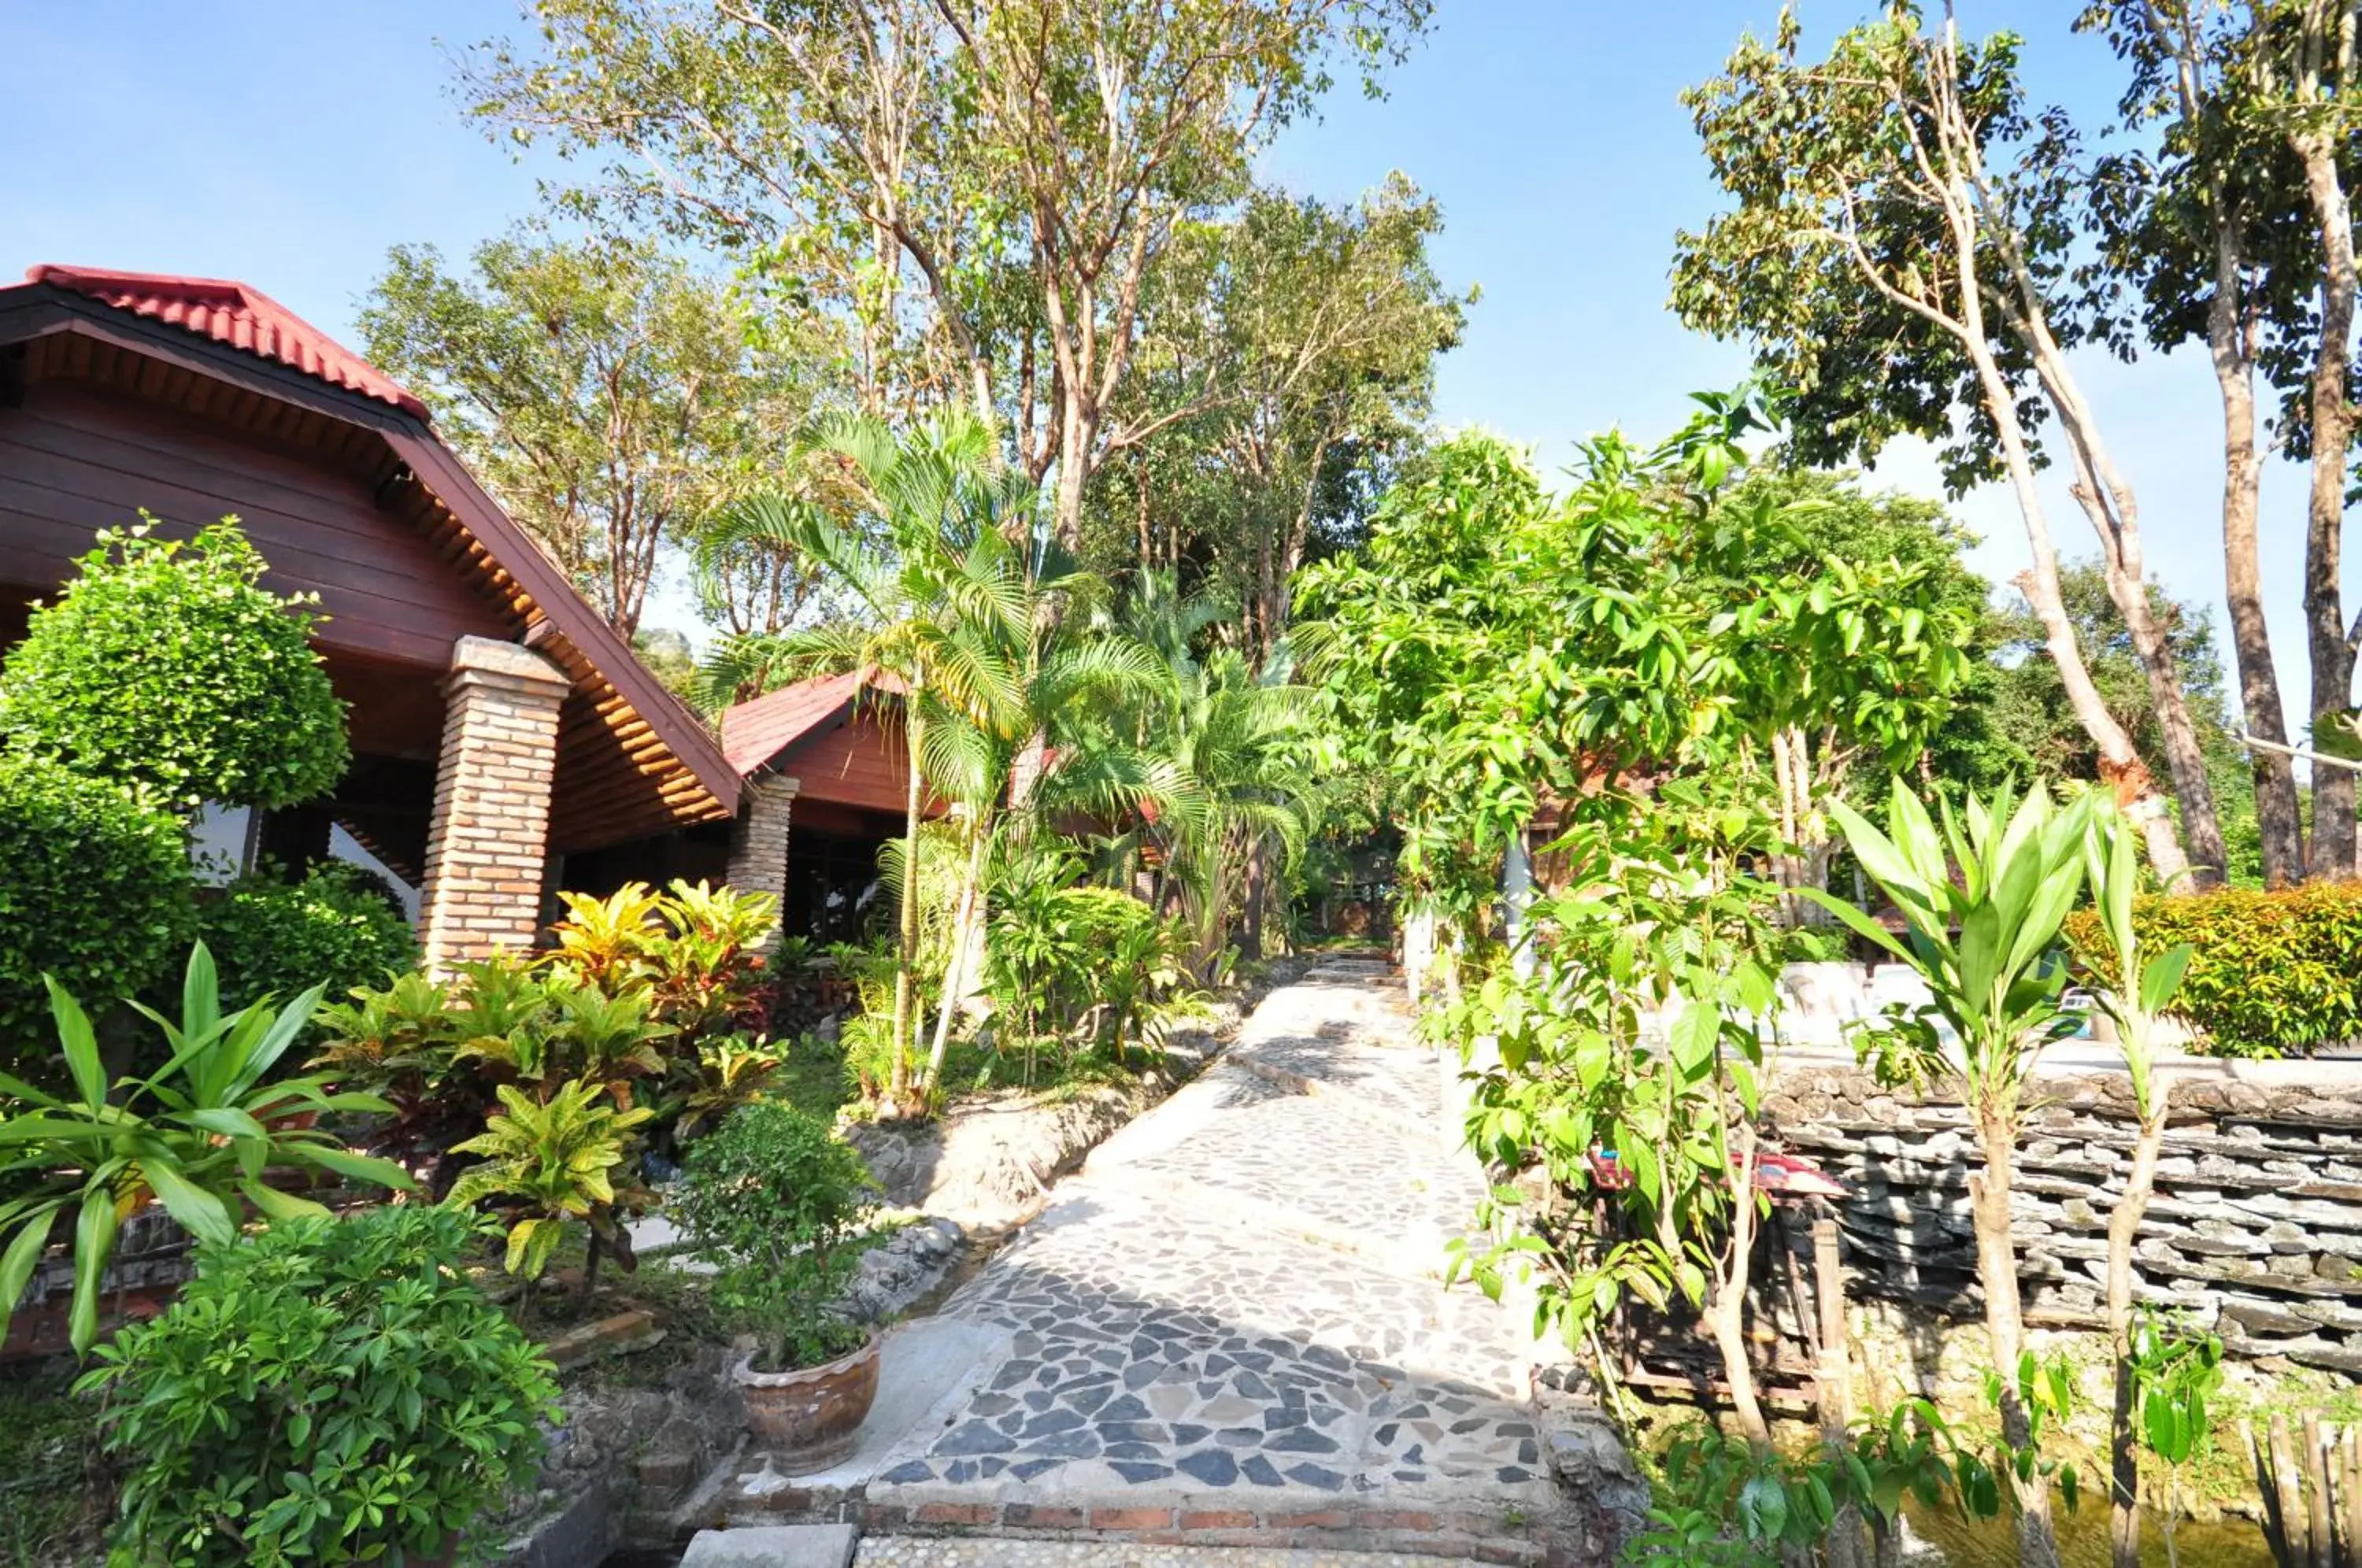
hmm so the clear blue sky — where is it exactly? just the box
[0,2,2337,734]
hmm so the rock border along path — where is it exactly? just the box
[852,960,1624,1565]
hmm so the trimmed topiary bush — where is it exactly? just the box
[2063,882,2362,1057]
[0,515,349,812]
[0,752,195,1068]
[77,1204,558,1567]
[198,861,420,1015]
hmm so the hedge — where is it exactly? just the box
[198,861,420,1017]
[2062,882,2362,1057]
[0,516,349,812]
[0,753,196,1072]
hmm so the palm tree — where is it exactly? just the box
[700,412,1032,1108]
[1115,571,1322,976]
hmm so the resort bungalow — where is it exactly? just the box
[0,263,798,964]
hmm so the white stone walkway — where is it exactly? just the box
[857,961,1572,1552]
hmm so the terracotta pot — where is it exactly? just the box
[734,1331,880,1474]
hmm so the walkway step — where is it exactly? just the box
[684,1522,859,1568]
[859,1542,1478,1568]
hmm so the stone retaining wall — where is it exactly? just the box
[1763,1052,2362,1374]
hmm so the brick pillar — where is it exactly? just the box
[416,635,572,972]
[725,772,798,949]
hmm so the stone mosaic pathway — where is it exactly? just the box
[861,961,1557,1529]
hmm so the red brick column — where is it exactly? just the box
[724,772,798,950]
[416,635,571,972]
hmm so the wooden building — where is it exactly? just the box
[719,672,948,945]
[0,264,756,966]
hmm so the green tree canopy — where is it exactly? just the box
[360,231,820,638]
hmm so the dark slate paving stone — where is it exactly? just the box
[1374,1422,1399,1446]
[1011,1459,1062,1481]
[1131,1336,1163,1362]
[1264,1408,1309,1431]
[990,1362,1037,1391]
[1394,1470,1427,1483]
[1242,1456,1287,1487]
[1061,1386,1113,1418]
[1172,1423,1210,1445]
[1498,1466,1534,1485]
[995,1411,1027,1434]
[1178,1449,1240,1486]
[1450,1417,1489,1433]
[1112,1462,1175,1484]
[1024,1410,1087,1438]
[946,1461,981,1484]
[1216,1427,1264,1448]
[1024,1390,1056,1412]
[1234,1372,1275,1400]
[972,1393,1019,1416]
[1205,1354,1235,1374]
[1519,1439,1540,1466]
[879,1461,935,1485]
[1105,1442,1164,1461]
[1100,1422,1170,1445]
[1303,1344,1350,1372]
[1099,1394,1153,1423]
[1031,1429,1103,1459]
[936,1421,1017,1457]
[1268,1426,1342,1455]
[1123,1362,1162,1390]
[1141,1320,1187,1340]
[1500,1422,1535,1437]
[980,1459,1009,1478]
[1034,1366,1063,1387]
[1287,1463,1347,1492]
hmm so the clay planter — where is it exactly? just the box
[734,1331,880,1474]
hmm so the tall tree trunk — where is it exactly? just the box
[924,813,994,1096]
[1238,841,1269,962]
[2293,7,2361,878]
[2108,1096,2172,1568]
[891,702,927,1106]
[1707,1129,1775,1455]
[2215,283,2308,883]
[1971,1106,2064,1568]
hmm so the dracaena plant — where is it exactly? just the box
[443,1078,653,1296]
[0,944,411,1354]
[2079,804,2193,1568]
[1806,779,2097,1545]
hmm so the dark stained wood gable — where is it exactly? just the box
[0,287,740,853]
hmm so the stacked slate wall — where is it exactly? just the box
[1762,1056,2362,1374]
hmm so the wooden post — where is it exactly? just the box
[2334,1426,2353,1568]
[2251,1421,2291,1566]
[2270,1415,2312,1566]
[2308,1415,2335,1568]
[1814,1215,1866,1568]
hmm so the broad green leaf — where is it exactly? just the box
[141,1159,235,1247]
[2141,945,2193,1018]
[45,978,106,1112]
[68,1186,119,1355]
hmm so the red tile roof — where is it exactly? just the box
[720,671,868,775]
[24,264,429,419]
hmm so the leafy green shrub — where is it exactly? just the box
[2061,882,2362,1056]
[0,516,348,811]
[0,943,409,1354]
[78,1204,557,1567]
[199,861,420,1015]
[674,1101,873,1370]
[0,751,194,1065]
